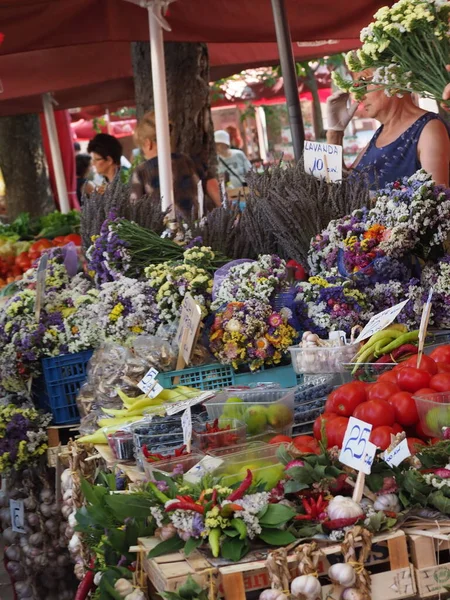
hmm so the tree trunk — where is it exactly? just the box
[305,66,326,141]
[131,41,217,178]
[0,114,54,219]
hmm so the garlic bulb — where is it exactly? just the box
[114,579,134,597]
[327,496,364,521]
[328,563,356,588]
[291,575,321,599]
[373,493,400,513]
[342,588,364,600]
[94,572,103,586]
[125,590,146,600]
[259,590,289,600]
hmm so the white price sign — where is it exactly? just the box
[137,367,163,398]
[354,299,409,344]
[304,141,342,182]
[10,499,26,533]
[165,391,214,416]
[181,406,192,447]
[175,294,202,364]
[339,417,373,473]
[183,455,224,484]
[384,438,411,468]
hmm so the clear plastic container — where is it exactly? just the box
[207,440,268,457]
[143,451,205,479]
[289,344,358,374]
[203,388,294,438]
[342,362,396,383]
[413,391,450,438]
[192,418,246,453]
[213,444,284,491]
[107,430,134,461]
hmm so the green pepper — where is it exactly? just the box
[377,330,419,355]
[230,518,247,540]
[147,481,171,504]
[208,528,221,558]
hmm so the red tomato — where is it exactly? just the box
[292,435,316,449]
[313,413,337,441]
[64,233,82,246]
[415,387,438,397]
[430,345,450,365]
[430,373,450,393]
[370,425,396,450]
[353,399,395,427]
[392,423,404,434]
[415,420,429,440]
[431,437,441,445]
[377,371,398,385]
[327,417,349,449]
[325,381,366,416]
[31,239,53,252]
[11,266,22,278]
[387,391,419,426]
[397,367,431,393]
[367,381,400,403]
[403,354,437,375]
[407,437,426,455]
[436,362,450,374]
[52,236,68,247]
[269,435,292,445]
[293,443,318,454]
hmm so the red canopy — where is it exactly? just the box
[0,39,355,116]
[0,0,389,51]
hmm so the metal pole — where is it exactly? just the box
[254,107,268,161]
[270,0,305,162]
[148,2,175,218]
[42,92,70,214]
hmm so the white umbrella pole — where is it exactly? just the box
[147,2,175,218]
[255,107,268,161]
[42,93,70,214]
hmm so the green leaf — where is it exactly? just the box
[324,466,342,478]
[259,529,296,546]
[366,473,385,493]
[223,529,240,538]
[81,478,108,506]
[152,471,178,497]
[285,466,313,485]
[283,480,309,494]
[177,575,205,598]
[276,443,292,466]
[221,537,249,562]
[259,504,296,526]
[311,464,327,480]
[292,522,323,538]
[184,537,203,556]
[430,490,450,514]
[105,494,153,520]
[148,536,185,559]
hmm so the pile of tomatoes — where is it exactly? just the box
[312,345,450,453]
[0,234,82,288]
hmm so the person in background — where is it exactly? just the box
[327,70,449,189]
[131,112,200,220]
[73,141,81,155]
[75,153,93,204]
[215,130,252,189]
[226,125,243,149]
[87,133,123,188]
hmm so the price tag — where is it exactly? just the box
[339,417,373,472]
[137,367,163,398]
[353,299,409,344]
[304,141,342,182]
[362,441,377,475]
[183,455,224,484]
[175,294,202,364]
[165,391,215,416]
[181,406,192,447]
[10,499,25,533]
[384,438,411,468]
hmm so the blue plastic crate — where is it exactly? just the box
[35,350,93,425]
[157,362,302,391]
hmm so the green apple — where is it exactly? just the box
[266,403,293,430]
[426,406,450,434]
[256,464,285,490]
[222,396,244,419]
[245,405,268,435]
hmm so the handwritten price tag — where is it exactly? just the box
[339,417,373,472]
[362,441,377,475]
[137,367,163,398]
[175,293,202,364]
[354,299,409,344]
[165,391,214,416]
[384,438,411,468]
[10,499,25,533]
[181,406,192,447]
[304,141,342,182]
[184,455,224,484]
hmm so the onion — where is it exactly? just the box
[45,518,58,534]
[5,545,20,561]
[3,527,19,544]
[14,581,32,598]
[50,502,60,516]
[0,490,8,507]
[68,513,77,528]
[0,507,11,526]
[63,489,73,501]
[23,497,37,511]
[27,513,40,528]
[69,533,82,553]
[40,489,54,504]
[57,554,70,567]
[61,469,73,491]
[39,502,53,518]
[29,532,44,547]
[34,554,48,568]
[61,504,72,519]
[6,561,25,580]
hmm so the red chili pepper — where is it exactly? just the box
[384,510,397,518]
[74,558,95,600]
[322,516,360,531]
[142,444,150,458]
[302,498,313,516]
[176,495,194,503]
[227,469,253,502]
[294,514,313,521]
[211,489,218,508]
[164,502,205,515]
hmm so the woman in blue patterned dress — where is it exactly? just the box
[327,69,450,189]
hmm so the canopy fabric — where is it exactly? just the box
[0,39,355,116]
[0,0,390,51]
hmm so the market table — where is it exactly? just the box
[94,443,146,483]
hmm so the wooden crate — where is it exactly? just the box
[140,530,416,600]
[407,526,450,598]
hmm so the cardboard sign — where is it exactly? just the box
[339,417,373,472]
[183,455,224,484]
[175,293,202,364]
[417,288,433,368]
[354,299,409,344]
[181,406,192,448]
[304,141,342,182]
[165,391,215,416]
[137,367,163,399]
[35,253,48,322]
[10,499,25,533]
[384,438,411,468]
